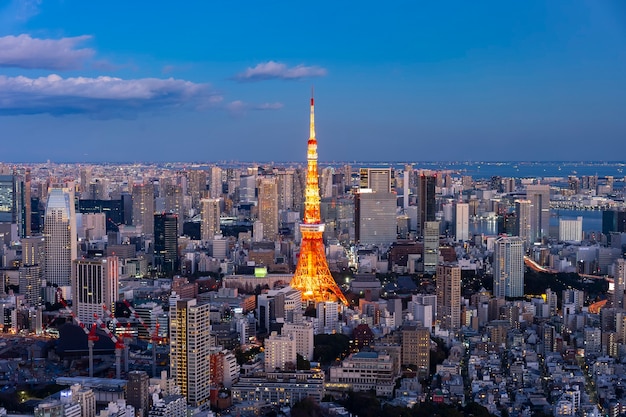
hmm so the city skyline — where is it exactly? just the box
[0,1,625,163]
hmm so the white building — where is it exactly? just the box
[264,331,296,371]
[559,217,583,243]
[493,236,524,298]
[455,203,469,242]
[282,322,314,361]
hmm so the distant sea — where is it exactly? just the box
[327,161,626,180]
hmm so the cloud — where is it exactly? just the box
[0,34,95,70]
[234,61,327,82]
[226,100,283,115]
[0,74,222,117]
[0,0,42,27]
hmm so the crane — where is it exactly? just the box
[55,288,98,377]
[100,304,133,375]
[122,299,163,377]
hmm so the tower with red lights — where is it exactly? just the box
[290,96,348,305]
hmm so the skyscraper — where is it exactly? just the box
[436,263,461,330]
[154,213,179,275]
[258,177,278,241]
[455,202,469,242]
[493,236,524,298]
[515,199,532,247]
[209,166,223,199]
[127,370,150,417]
[289,96,348,305]
[43,187,77,287]
[423,221,440,274]
[354,189,397,246]
[200,198,220,241]
[72,256,119,324]
[170,298,212,407]
[359,168,392,193]
[417,172,436,237]
[132,183,155,235]
[526,184,551,242]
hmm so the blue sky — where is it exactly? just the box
[0,0,625,163]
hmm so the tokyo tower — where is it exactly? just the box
[290,96,348,306]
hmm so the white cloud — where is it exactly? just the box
[0,34,95,70]
[234,61,327,82]
[226,100,283,115]
[0,74,222,117]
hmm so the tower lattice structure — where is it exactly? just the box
[290,96,348,306]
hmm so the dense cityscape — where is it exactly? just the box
[0,96,624,417]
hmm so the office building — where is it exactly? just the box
[359,168,392,193]
[186,170,207,211]
[559,217,583,243]
[401,325,430,378]
[132,183,154,235]
[423,221,440,274]
[72,256,119,325]
[329,351,396,397]
[614,259,626,310]
[232,371,324,406]
[264,331,296,371]
[209,166,222,199]
[526,184,551,242]
[455,202,469,242]
[170,298,212,407]
[44,187,77,287]
[417,172,436,237]
[493,236,524,298]
[200,198,220,241]
[355,189,397,246]
[316,301,339,334]
[282,322,314,361]
[258,177,278,240]
[154,213,179,275]
[515,199,532,247]
[19,265,42,307]
[436,263,461,331]
[127,371,150,417]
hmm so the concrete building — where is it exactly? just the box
[559,217,583,243]
[127,371,150,417]
[44,186,77,288]
[72,256,119,324]
[132,183,154,235]
[526,184,551,241]
[200,198,220,241]
[515,199,532,247]
[436,263,461,330]
[401,326,430,378]
[423,221,440,274]
[493,236,524,298]
[258,177,278,241]
[329,351,396,397]
[355,189,397,246]
[170,298,212,407]
[264,331,296,371]
[455,202,469,242]
[232,370,324,406]
[282,322,314,361]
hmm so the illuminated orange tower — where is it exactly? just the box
[290,96,348,305]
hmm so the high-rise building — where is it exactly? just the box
[354,189,397,246]
[200,198,220,241]
[559,217,583,243]
[359,168,392,194]
[0,173,15,223]
[423,221,440,274]
[276,168,296,211]
[43,187,77,287]
[493,236,524,298]
[127,371,150,417]
[258,177,278,240]
[401,325,430,378]
[316,301,339,334]
[239,175,256,204]
[282,322,314,361]
[515,199,532,247]
[264,331,296,371]
[132,183,154,235]
[186,170,207,211]
[209,166,222,199]
[455,202,469,242]
[72,256,119,324]
[417,172,436,237]
[436,264,461,330]
[154,213,179,275]
[19,265,42,307]
[614,259,626,310]
[526,184,551,242]
[164,183,184,232]
[170,298,212,407]
[289,97,348,305]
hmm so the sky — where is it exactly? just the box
[0,0,625,163]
